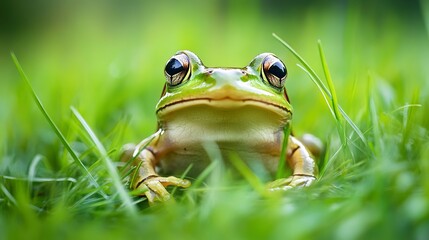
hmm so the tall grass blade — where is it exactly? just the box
[10,53,107,199]
[71,107,137,215]
[272,33,367,146]
[318,40,346,144]
[272,33,328,94]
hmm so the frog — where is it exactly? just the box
[122,50,319,203]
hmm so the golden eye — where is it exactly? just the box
[262,55,287,88]
[164,53,190,86]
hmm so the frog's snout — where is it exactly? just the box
[205,68,246,86]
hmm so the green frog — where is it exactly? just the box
[122,50,319,203]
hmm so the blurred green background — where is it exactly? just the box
[1,0,429,239]
[2,0,427,146]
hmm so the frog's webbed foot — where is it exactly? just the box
[136,175,191,203]
[266,174,316,192]
[267,135,318,192]
[121,142,191,204]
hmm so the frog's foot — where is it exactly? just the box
[136,175,191,204]
[266,174,316,192]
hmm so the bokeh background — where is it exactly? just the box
[1,0,429,238]
[2,0,427,147]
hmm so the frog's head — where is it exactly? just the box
[156,50,292,127]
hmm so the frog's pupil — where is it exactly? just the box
[269,62,286,79]
[166,58,184,76]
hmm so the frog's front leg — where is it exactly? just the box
[122,140,190,204]
[268,136,317,191]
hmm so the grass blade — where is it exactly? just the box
[367,75,383,154]
[71,107,137,216]
[272,33,367,146]
[1,175,77,183]
[318,40,346,144]
[228,153,266,196]
[276,124,291,179]
[10,52,107,199]
[272,33,329,94]
[0,183,18,207]
[28,155,43,192]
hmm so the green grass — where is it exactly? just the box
[1,1,429,239]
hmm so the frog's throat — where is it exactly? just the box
[156,97,291,115]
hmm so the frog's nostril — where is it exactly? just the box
[207,70,214,74]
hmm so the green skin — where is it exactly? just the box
[122,50,318,203]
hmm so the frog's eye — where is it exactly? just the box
[164,53,191,86]
[261,55,287,89]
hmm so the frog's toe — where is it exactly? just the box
[288,175,316,187]
[138,176,191,204]
[143,180,171,202]
[157,176,191,188]
[267,175,315,192]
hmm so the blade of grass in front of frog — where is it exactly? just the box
[228,152,266,196]
[318,40,346,145]
[71,107,137,215]
[275,123,291,179]
[128,160,146,197]
[202,141,226,187]
[273,33,367,145]
[178,160,217,206]
[191,161,218,190]
[10,53,107,199]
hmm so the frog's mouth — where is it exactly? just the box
[156,97,291,115]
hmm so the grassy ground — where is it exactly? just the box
[1,1,429,239]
